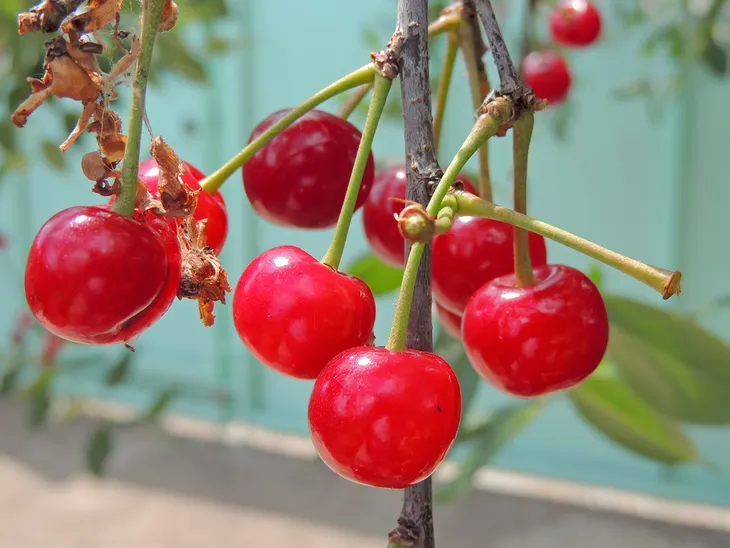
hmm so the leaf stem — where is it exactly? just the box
[433,31,459,152]
[322,74,392,270]
[337,82,373,120]
[453,192,683,299]
[512,111,535,287]
[112,0,167,217]
[459,0,492,200]
[199,64,376,194]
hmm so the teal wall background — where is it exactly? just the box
[2,0,730,507]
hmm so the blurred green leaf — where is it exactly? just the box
[0,367,20,396]
[568,372,699,464]
[86,423,113,476]
[145,389,176,421]
[436,400,544,503]
[434,328,478,418]
[27,389,51,428]
[41,140,65,169]
[586,263,603,290]
[702,38,728,75]
[25,368,54,398]
[105,352,133,386]
[154,33,208,82]
[346,253,403,295]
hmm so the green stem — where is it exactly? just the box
[337,82,373,120]
[434,194,457,234]
[385,242,425,351]
[458,6,492,200]
[112,0,166,217]
[426,97,512,217]
[433,32,459,152]
[428,10,463,37]
[512,111,535,287]
[321,74,392,270]
[454,192,683,299]
[199,64,376,194]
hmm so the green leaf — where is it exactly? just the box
[25,368,54,398]
[105,352,133,386]
[145,389,176,421]
[702,38,728,75]
[586,263,603,290]
[41,140,65,169]
[0,367,20,396]
[434,329,479,418]
[86,424,114,476]
[346,253,403,295]
[27,390,51,428]
[154,33,207,82]
[436,401,544,503]
[568,373,699,464]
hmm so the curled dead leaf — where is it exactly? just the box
[149,137,198,218]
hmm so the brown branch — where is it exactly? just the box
[18,0,86,34]
[387,0,441,546]
[519,0,539,72]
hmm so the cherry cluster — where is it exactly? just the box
[522,0,602,105]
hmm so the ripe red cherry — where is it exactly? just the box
[436,303,462,341]
[137,158,228,255]
[522,51,572,105]
[462,264,609,397]
[232,246,376,380]
[243,109,375,229]
[432,217,547,314]
[308,346,461,488]
[549,0,602,48]
[363,165,477,267]
[25,206,180,345]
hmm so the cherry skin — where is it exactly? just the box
[522,51,572,105]
[462,264,609,398]
[308,346,462,488]
[24,206,179,345]
[137,158,228,255]
[436,302,463,341]
[549,0,602,48]
[432,216,548,315]
[232,246,376,380]
[362,165,477,267]
[243,109,375,229]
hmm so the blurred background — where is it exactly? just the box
[1,0,730,546]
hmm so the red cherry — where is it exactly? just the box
[432,217,548,314]
[137,158,228,255]
[549,0,602,48]
[308,346,461,488]
[232,246,376,380]
[25,206,179,345]
[522,51,572,105]
[243,109,375,229]
[362,165,477,267]
[436,303,463,340]
[462,264,609,397]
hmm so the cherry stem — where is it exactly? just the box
[458,0,492,200]
[385,242,425,352]
[337,82,373,120]
[512,111,535,287]
[426,97,512,217]
[428,9,463,37]
[453,192,683,299]
[112,0,167,217]
[433,32,459,152]
[434,193,458,234]
[199,64,376,194]
[321,74,393,271]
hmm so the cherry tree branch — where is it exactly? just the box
[387,0,441,546]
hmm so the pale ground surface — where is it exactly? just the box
[0,398,728,548]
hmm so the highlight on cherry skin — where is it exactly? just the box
[308,346,462,489]
[432,216,548,315]
[137,158,229,255]
[232,245,377,380]
[243,108,375,230]
[549,0,602,48]
[461,264,609,398]
[362,165,477,267]
[24,205,182,346]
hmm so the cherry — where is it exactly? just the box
[549,0,602,48]
[362,165,477,267]
[431,216,548,315]
[522,51,572,105]
[308,346,461,488]
[25,206,181,345]
[242,109,375,229]
[436,302,463,341]
[232,245,376,380]
[462,264,609,397]
[137,158,228,255]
